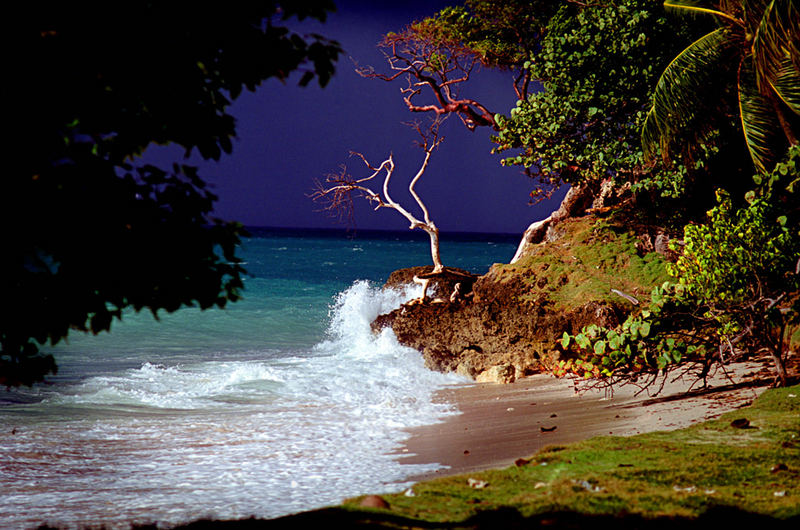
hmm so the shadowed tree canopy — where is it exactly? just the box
[642,0,800,175]
[2,1,342,386]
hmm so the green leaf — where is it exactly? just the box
[739,59,786,174]
[629,321,640,339]
[641,27,733,161]
[594,341,607,356]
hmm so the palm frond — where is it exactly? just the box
[743,0,774,35]
[753,0,800,97]
[663,0,744,26]
[642,27,736,161]
[739,58,788,173]
[787,0,800,73]
[768,58,800,116]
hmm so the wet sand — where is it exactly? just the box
[395,360,772,481]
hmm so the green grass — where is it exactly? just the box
[338,385,800,525]
[490,215,670,311]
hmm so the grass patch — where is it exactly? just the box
[490,216,670,311]
[343,385,800,525]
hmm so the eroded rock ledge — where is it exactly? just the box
[371,264,624,382]
[371,181,676,383]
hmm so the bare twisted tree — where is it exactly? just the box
[356,29,497,131]
[312,120,446,281]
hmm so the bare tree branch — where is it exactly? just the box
[312,120,447,275]
[358,28,498,131]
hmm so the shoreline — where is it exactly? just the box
[394,360,773,482]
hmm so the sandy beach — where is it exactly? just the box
[395,360,775,481]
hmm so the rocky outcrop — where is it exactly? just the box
[372,264,626,378]
[372,184,674,381]
[635,230,679,259]
[475,364,516,384]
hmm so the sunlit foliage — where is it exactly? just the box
[558,146,800,387]
[491,0,701,199]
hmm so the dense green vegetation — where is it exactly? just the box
[559,125,799,388]
[2,2,341,386]
[492,0,701,195]
[382,0,798,388]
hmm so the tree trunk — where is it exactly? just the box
[769,347,789,387]
[770,324,789,387]
[424,225,443,273]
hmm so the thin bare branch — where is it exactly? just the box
[313,120,447,273]
[360,26,499,131]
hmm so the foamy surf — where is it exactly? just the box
[0,279,465,529]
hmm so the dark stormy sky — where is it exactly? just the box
[146,1,566,235]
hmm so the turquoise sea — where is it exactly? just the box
[0,228,520,528]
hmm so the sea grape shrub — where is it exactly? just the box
[491,0,698,195]
[555,282,713,383]
[669,147,800,385]
[556,147,800,387]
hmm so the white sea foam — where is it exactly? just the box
[308,279,464,426]
[51,361,285,409]
[0,280,466,529]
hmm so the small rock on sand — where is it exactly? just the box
[359,495,390,509]
[476,364,516,384]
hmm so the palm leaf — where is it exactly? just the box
[739,58,788,173]
[743,0,773,35]
[642,27,736,161]
[788,0,800,74]
[752,0,800,99]
[663,0,744,26]
[769,58,800,116]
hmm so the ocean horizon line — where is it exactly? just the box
[243,225,525,242]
